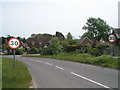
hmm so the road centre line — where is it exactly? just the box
[44,62,53,65]
[29,60,34,62]
[55,66,64,70]
[70,72,111,89]
[35,60,43,63]
[29,59,112,89]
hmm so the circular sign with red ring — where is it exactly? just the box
[8,38,20,49]
[108,34,116,43]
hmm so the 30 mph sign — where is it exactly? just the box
[8,38,20,49]
[108,34,116,43]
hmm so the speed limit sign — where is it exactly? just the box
[108,34,116,43]
[8,38,20,49]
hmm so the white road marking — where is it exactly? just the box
[28,59,111,89]
[70,72,111,89]
[35,60,42,63]
[29,60,34,62]
[44,62,53,65]
[55,66,64,70]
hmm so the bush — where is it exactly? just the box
[90,48,99,56]
[16,48,25,55]
[47,37,63,55]
[94,55,113,66]
[77,53,92,57]
[28,47,39,54]
[66,45,78,52]
[41,49,53,55]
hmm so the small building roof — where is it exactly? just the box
[79,37,93,45]
[113,28,120,39]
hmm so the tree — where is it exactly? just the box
[55,31,65,39]
[42,33,52,37]
[66,32,73,41]
[48,37,63,55]
[83,17,112,41]
[31,34,36,37]
[60,39,69,52]
[66,33,76,45]
[7,35,14,41]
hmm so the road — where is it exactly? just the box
[2,55,119,89]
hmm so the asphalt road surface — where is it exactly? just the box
[2,55,119,89]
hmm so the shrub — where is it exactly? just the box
[41,49,53,55]
[94,55,112,65]
[77,53,92,57]
[90,48,99,56]
[48,37,63,55]
[16,48,25,55]
[28,47,39,54]
[66,45,78,52]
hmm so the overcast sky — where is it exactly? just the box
[0,0,119,39]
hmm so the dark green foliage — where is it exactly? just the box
[41,49,53,55]
[41,38,63,55]
[67,33,73,40]
[47,37,63,55]
[66,45,78,52]
[30,33,52,37]
[42,33,53,37]
[16,48,25,55]
[55,31,65,39]
[90,48,99,56]
[28,47,39,54]
[83,17,112,41]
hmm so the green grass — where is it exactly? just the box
[2,57,32,88]
[22,53,119,69]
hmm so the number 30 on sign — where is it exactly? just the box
[8,38,20,49]
[108,34,116,43]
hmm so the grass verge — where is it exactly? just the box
[2,57,32,88]
[22,53,119,69]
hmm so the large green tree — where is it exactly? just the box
[83,17,112,41]
[48,37,63,55]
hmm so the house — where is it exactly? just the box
[27,36,51,48]
[78,37,93,45]
[111,28,120,55]
[112,28,120,39]
[27,35,64,48]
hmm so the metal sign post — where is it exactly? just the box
[108,34,116,56]
[13,49,16,69]
[8,38,20,69]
